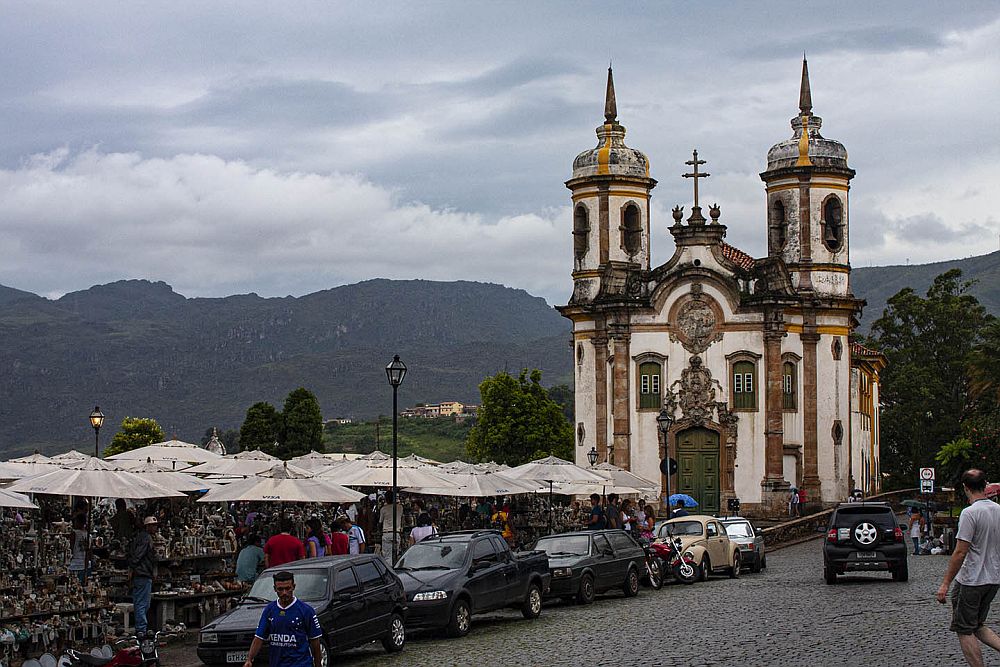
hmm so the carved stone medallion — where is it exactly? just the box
[676,356,716,425]
[674,297,720,353]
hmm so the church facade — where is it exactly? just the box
[558,61,886,516]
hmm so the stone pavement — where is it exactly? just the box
[164,539,1000,667]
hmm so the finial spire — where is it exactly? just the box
[604,65,617,123]
[799,54,812,115]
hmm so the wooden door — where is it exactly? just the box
[676,428,720,515]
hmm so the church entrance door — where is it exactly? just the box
[676,427,720,515]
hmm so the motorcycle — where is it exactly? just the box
[637,538,663,589]
[651,536,699,585]
[65,632,160,667]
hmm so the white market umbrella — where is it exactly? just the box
[415,470,540,497]
[51,450,91,462]
[506,456,605,532]
[0,488,38,509]
[185,458,277,477]
[197,462,363,504]
[0,462,46,480]
[9,452,56,464]
[8,457,186,499]
[123,459,220,492]
[321,460,461,491]
[289,451,339,471]
[544,481,650,496]
[106,439,220,468]
[590,462,659,492]
[229,449,277,460]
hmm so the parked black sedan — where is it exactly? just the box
[197,555,407,665]
[533,530,646,604]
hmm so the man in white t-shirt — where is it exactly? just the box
[379,492,402,562]
[936,469,1000,666]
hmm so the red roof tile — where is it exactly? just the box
[719,242,755,271]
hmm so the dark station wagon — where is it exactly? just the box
[532,530,647,604]
[197,555,407,665]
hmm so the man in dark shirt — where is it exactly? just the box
[605,494,620,529]
[672,500,690,518]
[129,516,159,637]
[587,494,606,530]
[265,519,306,568]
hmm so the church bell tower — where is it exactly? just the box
[566,67,657,306]
[760,58,855,296]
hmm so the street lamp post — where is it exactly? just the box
[656,409,674,509]
[385,355,407,564]
[89,406,105,458]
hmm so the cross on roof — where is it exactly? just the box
[682,149,710,208]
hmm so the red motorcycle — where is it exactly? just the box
[65,633,160,667]
[651,536,700,585]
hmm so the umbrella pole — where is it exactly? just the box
[548,481,553,534]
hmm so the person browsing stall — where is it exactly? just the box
[243,571,323,667]
[129,516,159,638]
[265,519,306,568]
[236,534,265,584]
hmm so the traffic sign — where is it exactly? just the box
[920,479,935,494]
[919,467,935,481]
[660,457,678,477]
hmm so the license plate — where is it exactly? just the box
[854,552,877,560]
[227,652,249,663]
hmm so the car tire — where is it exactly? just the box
[576,574,595,605]
[761,554,767,570]
[446,598,472,638]
[750,551,762,574]
[521,583,543,620]
[728,552,741,579]
[700,556,711,581]
[622,567,640,597]
[381,613,406,653]
[892,562,909,582]
[824,566,837,585]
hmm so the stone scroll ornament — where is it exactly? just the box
[673,290,723,354]
[672,356,718,425]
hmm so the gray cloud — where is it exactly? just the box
[0,2,998,305]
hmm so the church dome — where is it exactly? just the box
[571,67,650,180]
[765,115,849,171]
[764,58,850,173]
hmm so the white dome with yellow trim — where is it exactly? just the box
[571,67,650,180]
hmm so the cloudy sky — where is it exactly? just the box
[1,2,998,304]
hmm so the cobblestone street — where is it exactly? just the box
[167,538,1000,667]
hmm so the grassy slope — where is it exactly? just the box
[323,416,473,463]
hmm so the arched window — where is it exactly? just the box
[782,360,797,410]
[732,360,757,410]
[622,203,642,256]
[770,199,787,252]
[573,205,590,260]
[638,361,662,409]
[822,196,844,252]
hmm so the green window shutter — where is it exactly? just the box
[733,361,756,410]
[782,361,796,410]
[638,361,661,409]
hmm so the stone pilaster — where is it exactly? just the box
[796,174,812,291]
[610,328,631,470]
[592,330,609,464]
[761,310,789,509]
[801,325,821,498]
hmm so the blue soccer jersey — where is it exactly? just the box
[254,598,323,667]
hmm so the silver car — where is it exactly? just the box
[720,518,766,572]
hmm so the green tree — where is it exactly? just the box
[103,417,164,457]
[869,269,992,489]
[546,383,575,423]
[466,369,574,466]
[934,437,974,487]
[240,402,282,455]
[280,387,324,459]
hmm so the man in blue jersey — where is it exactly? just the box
[243,571,324,667]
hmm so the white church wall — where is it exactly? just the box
[815,336,852,502]
[573,330,597,468]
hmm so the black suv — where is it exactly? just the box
[823,502,907,584]
[197,555,407,664]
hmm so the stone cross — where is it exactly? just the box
[682,150,710,208]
